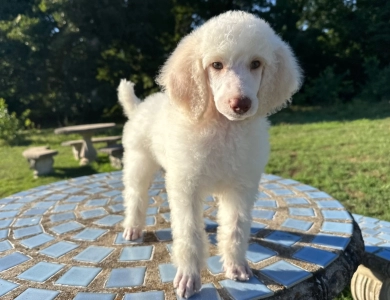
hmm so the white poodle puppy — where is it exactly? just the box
[118,11,301,298]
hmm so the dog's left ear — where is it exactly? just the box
[258,38,303,116]
[156,34,209,120]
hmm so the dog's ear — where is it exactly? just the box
[258,39,302,116]
[156,35,208,119]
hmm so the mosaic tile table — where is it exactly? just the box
[0,171,364,300]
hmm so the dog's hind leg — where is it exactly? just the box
[122,150,159,240]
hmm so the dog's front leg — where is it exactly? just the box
[217,188,256,281]
[167,181,208,299]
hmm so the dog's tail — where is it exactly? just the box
[117,79,141,118]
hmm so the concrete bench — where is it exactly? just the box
[22,146,58,177]
[98,145,124,169]
[351,214,390,300]
[61,136,121,160]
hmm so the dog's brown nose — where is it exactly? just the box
[229,97,251,114]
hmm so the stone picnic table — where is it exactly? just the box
[54,123,116,165]
[0,172,364,299]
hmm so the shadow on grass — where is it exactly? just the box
[269,100,390,125]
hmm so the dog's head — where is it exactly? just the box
[157,11,302,121]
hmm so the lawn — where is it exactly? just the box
[0,101,389,299]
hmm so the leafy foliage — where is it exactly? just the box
[0,0,389,126]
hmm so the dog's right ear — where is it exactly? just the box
[156,34,208,120]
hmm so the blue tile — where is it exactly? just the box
[378,233,390,241]
[257,192,270,199]
[102,190,122,197]
[207,256,223,274]
[14,288,60,300]
[282,219,313,232]
[159,193,168,201]
[361,222,379,229]
[321,222,353,235]
[146,216,156,226]
[252,210,275,220]
[311,233,350,250]
[85,199,108,207]
[0,240,12,252]
[147,207,158,215]
[109,204,125,213]
[51,221,83,234]
[160,201,169,208]
[250,222,267,235]
[50,212,76,223]
[148,190,160,197]
[0,228,8,239]
[40,241,79,258]
[18,261,64,282]
[271,189,295,196]
[284,197,310,205]
[305,192,332,199]
[321,210,352,220]
[316,201,344,209]
[204,218,218,230]
[73,246,114,263]
[166,244,173,254]
[0,203,25,211]
[352,214,363,222]
[14,217,41,227]
[365,245,381,253]
[53,204,78,213]
[72,228,107,241]
[254,200,277,208]
[262,174,281,181]
[260,260,312,288]
[293,185,317,192]
[80,208,107,219]
[56,266,102,287]
[375,249,390,261]
[209,233,217,245]
[124,291,164,300]
[74,292,116,300]
[176,283,221,300]
[289,208,315,217]
[94,215,124,226]
[278,179,299,185]
[0,210,18,219]
[44,194,67,201]
[0,218,13,229]
[34,201,56,209]
[16,196,37,203]
[263,231,301,247]
[23,207,48,216]
[20,233,54,249]
[263,183,283,189]
[114,232,144,244]
[363,236,383,245]
[159,263,177,283]
[14,225,43,239]
[0,252,30,271]
[0,278,18,297]
[84,187,107,194]
[0,197,14,204]
[66,195,87,203]
[219,277,273,300]
[105,267,146,288]
[113,195,124,202]
[155,228,172,241]
[246,243,277,263]
[119,246,154,261]
[293,247,338,267]
[161,213,171,222]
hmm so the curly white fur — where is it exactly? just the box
[119,11,302,298]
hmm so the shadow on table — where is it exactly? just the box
[50,166,98,179]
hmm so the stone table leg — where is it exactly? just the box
[79,133,97,165]
[351,264,390,300]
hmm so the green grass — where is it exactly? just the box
[1,101,389,299]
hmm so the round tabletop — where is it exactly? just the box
[0,172,363,300]
[54,123,116,135]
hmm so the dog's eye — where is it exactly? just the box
[212,62,223,70]
[250,60,261,70]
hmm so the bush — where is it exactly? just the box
[0,98,34,145]
[359,57,390,102]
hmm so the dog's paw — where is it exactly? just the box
[174,268,202,299]
[123,227,143,240]
[224,261,253,281]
